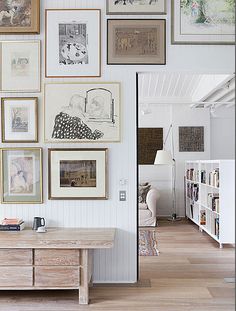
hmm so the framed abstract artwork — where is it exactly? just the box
[0,41,41,92]
[107,19,166,65]
[179,126,204,152]
[0,0,40,34]
[172,0,235,45]
[106,0,167,15]
[48,148,108,200]
[44,83,120,143]
[0,148,43,204]
[1,97,38,143]
[45,9,101,78]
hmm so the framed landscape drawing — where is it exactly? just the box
[107,19,166,65]
[44,83,120,143]
[48,149,108,200]
[45,9,101,78]
[0,0,40,34]
[0,41,40,92]
[0,148,43,204]
[172,0,235,44]
[106,0,167,15]
[1,97,38,143]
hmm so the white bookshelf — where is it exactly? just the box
[185,160,235,248]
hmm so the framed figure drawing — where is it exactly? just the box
[0,41,40,92]
[0,0,40,34]
[1,97,38,143]
[48,149,108,200]
[44,83,120,143]
[172,0,235,45]
[107,19,166,65]
[45,9,101,78]
[0,148,43,204]
[106,0,167,15]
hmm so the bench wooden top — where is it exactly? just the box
[0,228,116,249]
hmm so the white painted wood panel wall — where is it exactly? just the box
[0,0,234,282]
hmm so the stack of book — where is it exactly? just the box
[187,182,199,202]
[201,170,206,184]
[207,193,220,213]
[215,217,220,239]
[0,218,25,231]
[186,168,196,181]
[209,168,219,187]
[200,210,206,225]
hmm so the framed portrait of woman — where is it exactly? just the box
[0,148,43,204]
[44,83,121,143]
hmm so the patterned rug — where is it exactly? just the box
[139,230,159,256]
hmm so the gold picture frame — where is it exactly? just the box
[1,97,38,143]
[0,148,43,204]
[0,0,40,34]
[48,148,108,200]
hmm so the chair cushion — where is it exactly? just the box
[139,203,148,210]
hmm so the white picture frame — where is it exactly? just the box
[45,9,101,78]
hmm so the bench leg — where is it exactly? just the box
[79,249,89,304]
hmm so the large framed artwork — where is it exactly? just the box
[172,0,235,45]
[107,19,166,65]
[0,148,43,204]
[0,0,40,34]
[44,83,120,143]
[106,0,167,15]
[48,149,108,200]
[45,9,101,78]
[179,126,204,152]
[1,97,38,143]
[0,41,40,92]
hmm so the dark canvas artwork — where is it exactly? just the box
[138,128,163,165]
[179,126,204,152]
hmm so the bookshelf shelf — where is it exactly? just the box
[185,160,235,248]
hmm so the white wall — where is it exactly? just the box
[0,0,234,283]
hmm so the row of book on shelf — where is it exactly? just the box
[186,167,219,187]
[0,218,25,231]
[200,211,219,239]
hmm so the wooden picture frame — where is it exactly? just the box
[44,82,121,143]
[0,148,43,204]
[45,9,101,78]
[0,40,41,92]
[0,0,40,34]
[48,148,108,200]
[171,0,235,45]
[1,97,38,143]
[106,0,167,15]
[107,19,166,65]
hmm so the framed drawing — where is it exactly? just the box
[0,0,40,34]
[0,148,43,204]
[45,9,101,78]
[1,97,38,143]
[48,148,108,200]
[172,0,235,45]
[106,0,167,15]
[0,41,40,92]
[179,126,204,152]
[44,83,120,143]
[107,19,166,65]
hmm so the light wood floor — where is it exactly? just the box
[0,220,234,311]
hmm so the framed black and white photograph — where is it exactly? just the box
[44,83,120,143]
[48,148,108,200]
[1,97,38,143]
[107,0,167,15]
[0,148,43,204]
[0,41,40,92]
[179,126,204,152]
[45,9,101,78]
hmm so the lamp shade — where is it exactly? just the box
[154,150,174,165]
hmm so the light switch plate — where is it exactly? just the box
[119,191,126,201]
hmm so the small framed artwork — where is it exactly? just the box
[1,97,38,143]
[179,126,204,152]
[172,0,235,45]
[48,149,108,200]
[45,9,101,78]
[107,19,166,65]
[0,0,40,34]
[44,83,120,143]
[106,0,167,15]
[0,148,43,204]
[0,41,41,92]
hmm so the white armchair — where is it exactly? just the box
[139,187,161,227]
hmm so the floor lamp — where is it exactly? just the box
[154,125,181,221]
